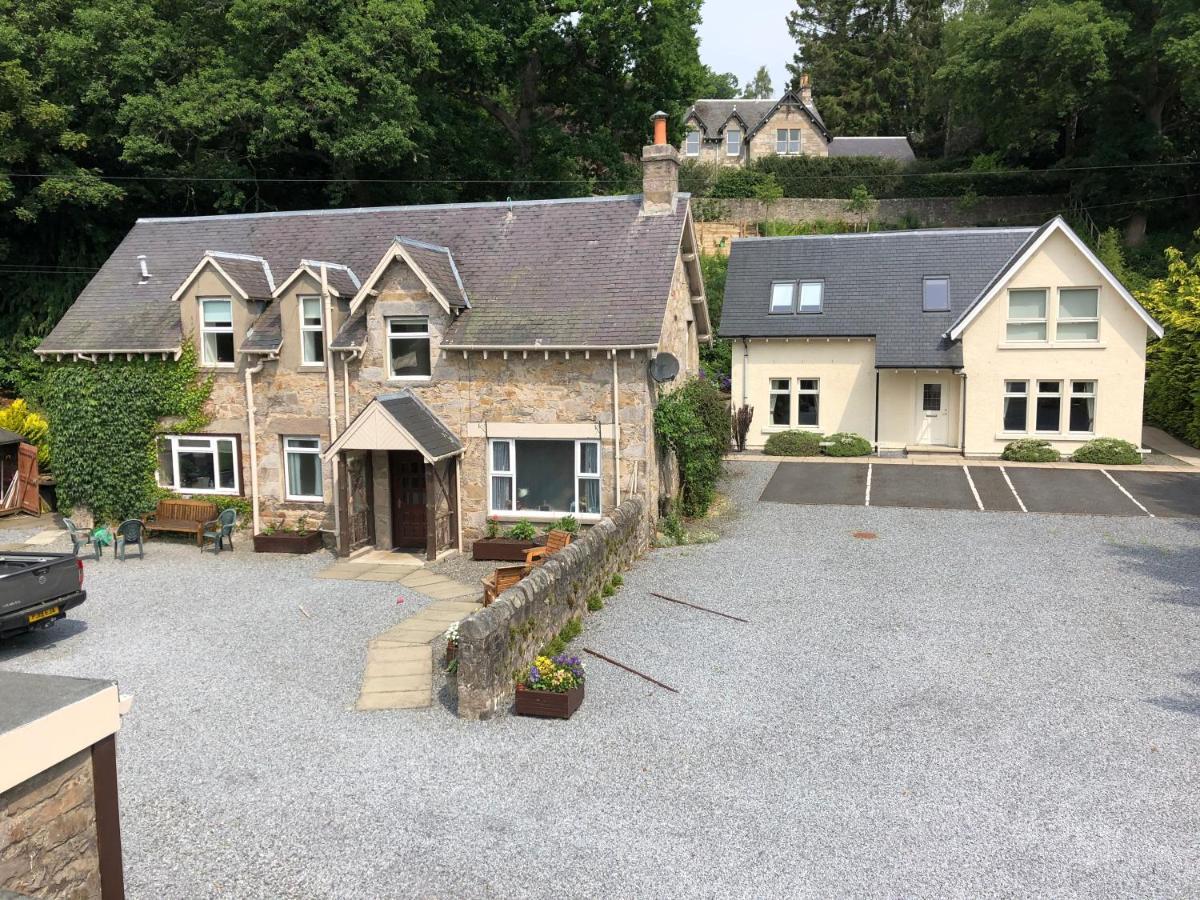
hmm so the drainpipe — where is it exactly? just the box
[321,265,341,544]
[741,338,749,406]
[243,356,269,534]
[874,371,881,451]
[959,374,968,453]
[341,351,352,429]
[611,351,622,506]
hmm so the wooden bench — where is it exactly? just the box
[146,498,218,546]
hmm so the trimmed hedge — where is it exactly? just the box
[1001,439,1060,462]
[1070,437,1142,465]
[763,430,824,457]
[823,432,873,457]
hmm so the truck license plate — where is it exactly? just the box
[27,606,60,623]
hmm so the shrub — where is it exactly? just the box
[547,515,578,536]
[659,510,688,545]
[823,432,872,457]
[0,399,50,467]
[540,617,583,657]
[763,430,824,457]
[587,594,604,612]
[505,519,537,541]
[601,582,615,598]
[1001,439,1060,462]
[610,573,623,587]
[654,378,728,517]
[1071,437,1142,465]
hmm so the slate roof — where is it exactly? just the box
[379,390,463,460]
[718,226,1039,368]
[241,303,283,354]
[209,252,275,300]
[40,195,688,353]
[330,307,369,351]
[828,136,915,162]
[687,99,781,136]
[0,427,24,446]
[396,238,469,309]
[296,261,360,297]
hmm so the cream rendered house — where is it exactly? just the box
[721,218,1162,457]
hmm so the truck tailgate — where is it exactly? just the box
[0,553,82,616]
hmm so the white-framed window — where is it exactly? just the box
[1034,380,1062,432]
[923,277,950,312]
[199,297,235,366]
[770,282,795,314]
[1006,289,1048,342]
[1057,288,1100,342]
[157,434,239,495]
[487,439,602,517]
[798,281,823,313]
[769,378,791,426]
[284,437,323,501]
[797,378,820,426]
[1002,380,1028,432]
[299,296,324,365]
[387,317,432,379]
[685,130,701,156]
[726,128,742,156]
[1069,380,1096,433]
[776,128,802,155]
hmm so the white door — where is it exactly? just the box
[915,381,949,445]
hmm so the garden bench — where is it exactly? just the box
[146,498,217,546]
[481,565,525,606]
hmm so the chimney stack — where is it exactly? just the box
[798,72,813,105]
[642,110,679,216]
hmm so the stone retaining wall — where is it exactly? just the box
[697,195,1065,231]
[456,497,650,719]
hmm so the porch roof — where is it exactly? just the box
[324,390,463,462]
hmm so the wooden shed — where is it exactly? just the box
[0,428,40,516]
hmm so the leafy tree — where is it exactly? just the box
[845,183,875,229]
[1139,235,1200,446]
[699,254,731,380]
[743,65,774,99]
[698,66,740,99]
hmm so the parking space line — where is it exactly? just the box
[999,466,1027,512]
[1102,469,1155,518]
[865,463,873,507]
[962,466,984,511]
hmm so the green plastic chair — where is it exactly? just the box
[62,517,100,560]
[201,508,238,554]
[114,519,146,561]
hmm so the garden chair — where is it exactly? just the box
[62,517,101,560]
[523,529,573,572]
[481,565,525,606]
[113,519,146,561]
[201,508,238,554]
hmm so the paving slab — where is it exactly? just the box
[363,658,431,678]
[356,571,406,582]
[354,690,430,711]
[870,464,977,511]
[760,461,868,507]
[399,571,451,587]
[366,644,433,664]
[419,581,481,601]
[360,674,430,694]
[23,530,64,546]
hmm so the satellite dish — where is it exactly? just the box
[648,353,680,383]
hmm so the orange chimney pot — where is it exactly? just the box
[651,111,668,146]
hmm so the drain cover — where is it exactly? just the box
[851,531,878,540]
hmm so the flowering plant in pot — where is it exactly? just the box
[514,654,585,719]
[444,622,460,666]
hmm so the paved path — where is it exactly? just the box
[1143,425,1200,468]
[317,550,483,711]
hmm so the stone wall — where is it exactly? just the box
[696,195,1064,233]
[456,496,650,719]
[0,750,101,898]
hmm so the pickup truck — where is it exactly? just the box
[0,551,87,640]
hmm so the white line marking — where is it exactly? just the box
[865,463,873,507]
[1103,469,1155,517]
[963,465,984,511]
[999,466,1027,512]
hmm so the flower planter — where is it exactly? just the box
[514,683,584,719]
[472,537,537,561]
[445,641,458,665]
[252,531,324,554]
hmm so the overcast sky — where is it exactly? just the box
[697,0,796,97]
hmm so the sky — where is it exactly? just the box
[697,0,796,97]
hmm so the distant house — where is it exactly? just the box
[720,218,1162,456]
[38,117,709,558]
[682,75,914,167]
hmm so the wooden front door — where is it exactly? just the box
[389,451,427,549]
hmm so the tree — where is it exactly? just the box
[1139,236,1200,445]
[698,66,740,99]
[845,183,876,230]
[743,65,774,99]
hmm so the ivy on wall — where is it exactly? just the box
[39,343,212,522]
[653,377,728,518]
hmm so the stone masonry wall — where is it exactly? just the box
[456,497,650,719]
[0,750,101,898]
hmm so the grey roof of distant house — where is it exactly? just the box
[718,226,1039,368]
[828,136,915,162]
[0,427,24,446]
[396,238,469,309]
[241,303,283,354]
[210,253,275,300]
[687,94,829,139]
[40,195,688,353]
[378,390,463,459]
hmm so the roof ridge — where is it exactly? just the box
[737,226,1039,244]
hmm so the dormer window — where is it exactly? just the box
[200,298,235,366]
[726,128,742,156]
[798,281,823,313]
[923,277,950,312]
[300,296,325,365]
[769,281,823,314]
[770,282,795,313]
[685,130,701,156]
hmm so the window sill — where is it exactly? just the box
[997,342,1106,350]
[285,496,325,504]
[298,364,325,371]
[488,511,602,524]
[762,425,820,433]
[994,432,1094,441]
[200,364,237,371]
[388,375,432,383]
[166,487,240,496]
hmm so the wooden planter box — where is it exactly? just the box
[252,531,324,554]
[472,537,537,561]
[514,683,584,719]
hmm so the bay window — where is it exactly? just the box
[300,296,324,365]
[769,378,791,426]
[1035,380,1062,432]
[1057,289,1099,342]
[1003,381,1028,432]
[1006,289,1048,342]
[488,439,602,517]
[1069,381,1096,433]
[200,298,235,365]
[387,317,431,379]
[158,435,239,494]
[284,437,323,501]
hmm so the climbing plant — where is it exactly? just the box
[39,343,211,522]
[654,377,728,518]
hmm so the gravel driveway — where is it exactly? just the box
[3,464,1199,898]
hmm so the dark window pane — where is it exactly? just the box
[1069,397,1095,432]
[178,450,216,490]
[389,319,426,334]
[1003,397,1027,431]
[1036,396,1060,431]
[390,337,431,377]
[771,393,790,426]
[515,440,574,512]
[797,393,818,426]
[923,384,942,411]
[215,332,235,363]
[218,441,236,489]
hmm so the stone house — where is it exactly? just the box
[38,120,709,558]
[682,75,915,167]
